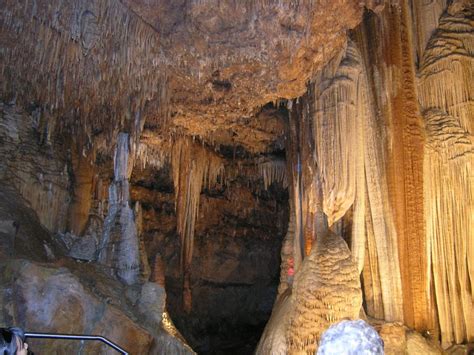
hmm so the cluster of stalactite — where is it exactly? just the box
[0,0,168,157]
[160,135,289,312]
[171,137,224,312]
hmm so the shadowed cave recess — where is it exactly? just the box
[0,0,473,354]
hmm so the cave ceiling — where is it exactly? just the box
[125,0,385,154]
[0,0,386,156]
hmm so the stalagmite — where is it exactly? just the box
[257,231,362,355]
[418,3,474,345]
[286,231,362,354]
[278,210,295,297]
[98,133,141,285]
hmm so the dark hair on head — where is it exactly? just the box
[0,327,26,354]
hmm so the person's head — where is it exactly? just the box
[0,327,29,355]
[317,320,384,355]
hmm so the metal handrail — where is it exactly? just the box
[25,332,129,355]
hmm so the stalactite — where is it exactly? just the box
[0,0,167,152]
[312,43,360,227]
[171,137,224,312]
[259,159,288,190]
[418,3,474,135]
[418,3,474,345]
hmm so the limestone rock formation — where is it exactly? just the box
[418,4,474,344]
[1,260,154,354]
[0,0,473,353]
[286,232,362,354]
[257,232,361,355]
[98,133,142,285]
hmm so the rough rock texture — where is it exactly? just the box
[370,321,442,355]
[256,232,361,355]
[0,187,194,354]
[0,102,70,233]
[0,0,383,155]
[0,186,63,262]
[0,260,153,354]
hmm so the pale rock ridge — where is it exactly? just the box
[412,0,448,60]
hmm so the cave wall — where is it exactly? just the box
[0,0,472,353]
[0,102,70,233]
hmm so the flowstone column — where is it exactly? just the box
[98,132,140,285]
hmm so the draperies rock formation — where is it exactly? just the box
[418,3,474,346]
[0,0,473,353]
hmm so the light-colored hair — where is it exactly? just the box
[0,327,26,355]
[317,320,384,355]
